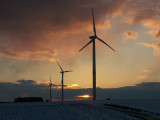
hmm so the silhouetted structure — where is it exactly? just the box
[57,61,72,102]
[79,9,115,100]
[45,99,49,102]
[14,97,44,102]
[49,75,52,102]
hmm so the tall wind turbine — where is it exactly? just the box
[49,75,52,102]
[79,9,115,101]
[57,61,72,102]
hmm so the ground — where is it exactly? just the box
[0,100,159,120]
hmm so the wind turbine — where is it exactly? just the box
[79,9,115,101]
[49,75,53,102]
[57,61,72,102]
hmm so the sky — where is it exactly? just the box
[0,0,160,101]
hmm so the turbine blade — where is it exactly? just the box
[97,37,116,52]
[56,61,63,71]
[49,75,51,83]
[92,9,96,36]
[64,70,72,72]
[79,40,93,52]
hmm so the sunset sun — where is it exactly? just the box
[77,95,92,98]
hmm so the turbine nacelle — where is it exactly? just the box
[89,36,97,39]
[49,75,52,85]
[60,71,72,73]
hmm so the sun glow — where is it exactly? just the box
[77,95,92,98]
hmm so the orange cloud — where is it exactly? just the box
[137,75,147,80]
[66,84,79,88]
[0,0,129,61]
[143,20,160,41]
[123,31,138,41]
[0,47,57,61]
[140,43,160,55]
[143,19,160,29]
[122,0,160,41]
[143,69,151,73]
[51,84,79,89]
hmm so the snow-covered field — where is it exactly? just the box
[0,100,159,120]
[105,99,160,113]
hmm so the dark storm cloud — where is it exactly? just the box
[0,0,128,60]
[0,80,160,102]
[0,0,127,31]
[17,79,36,85]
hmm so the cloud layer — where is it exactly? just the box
[123,31,137,41]
[122,0,160,56]
[140,43,160,55]
[0,0,160,59]
[0,80,160,102]
[0,0,129,61]
[0,0,160,60]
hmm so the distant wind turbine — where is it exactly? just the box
[79,9,115,101]
[49,75,53,102]
[57,61,72,102]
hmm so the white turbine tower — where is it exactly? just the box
[79,9,115,101]
[57,61,72,102]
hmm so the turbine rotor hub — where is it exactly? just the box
[89,36,97,39]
